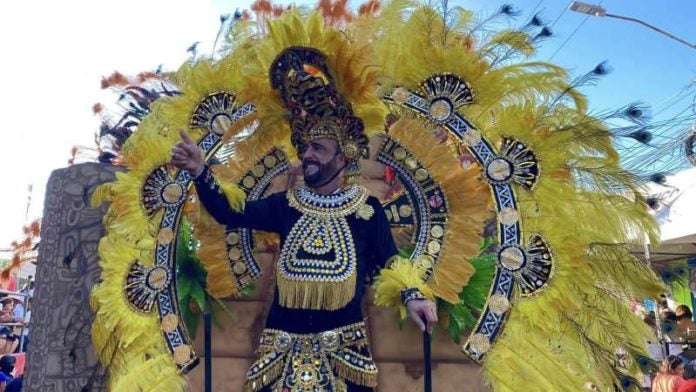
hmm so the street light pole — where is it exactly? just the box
[569,2,696,50]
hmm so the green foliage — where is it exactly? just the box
[443,239,497,343]
[176,218,234,338]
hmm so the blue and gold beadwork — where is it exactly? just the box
[277,185,370,310]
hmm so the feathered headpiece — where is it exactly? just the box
[271,47,369,180]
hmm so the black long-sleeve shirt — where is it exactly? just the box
[194,166,397,333]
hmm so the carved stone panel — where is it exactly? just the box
[24,163,122,392]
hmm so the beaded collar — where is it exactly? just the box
[288,185,371,218]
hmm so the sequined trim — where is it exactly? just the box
[245,322,377,392]
[287,185,370,218]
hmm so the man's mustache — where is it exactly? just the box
[302,160,320,169]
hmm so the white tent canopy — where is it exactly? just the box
[650,167,696,244]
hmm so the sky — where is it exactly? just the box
[0,0,693,248]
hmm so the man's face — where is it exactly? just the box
[299,138,346,187]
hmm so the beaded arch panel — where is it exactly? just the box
[129,91,257,371]
[383,74,551,363]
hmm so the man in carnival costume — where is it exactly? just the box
[171,50,438,391]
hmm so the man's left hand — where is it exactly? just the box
[406,299,438,334]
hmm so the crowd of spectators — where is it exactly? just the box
[0,276,32,391]
[641,296,696,392]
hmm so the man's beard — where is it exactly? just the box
[303,158,339,188]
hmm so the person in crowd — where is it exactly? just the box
[645,311,666,390]
[0,372,11,392]
[0,296,24,325]
[653,355,685,392]
[678,361,696,392]
[0,356,14,380]
[676,306,696,337]
[4,375,22,392]
[20,298,30,351]
[0,328,18,355]
[19,276,33,298]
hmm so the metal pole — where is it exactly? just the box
[605,13,695,50]
[204,311,212,392]
[423,331,432,392]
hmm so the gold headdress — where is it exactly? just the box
[271,47,369,180]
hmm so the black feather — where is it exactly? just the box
[627,129,653,144]
[526,13,544,28]
[499,4,520,16]
[649,173,667,184]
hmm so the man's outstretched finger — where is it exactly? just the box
[179,129,193,143]
[179,130,198,154]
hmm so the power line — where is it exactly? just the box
[548,1,570,28]
[548,0,604,61]
[526,0,544,19]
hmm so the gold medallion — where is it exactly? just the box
[499,246,525,271]
[398,204,413,218]
[430,225,444,238]
[233,261,247,275]
[405,157,418,171]
[427,240,441,254]
[242,176,256,188]
[161,313,179,332]
[462,129,482,146]
[356,204,375,220]
[228,247,242,261]
[174,345,192,365]
[263,155,277,168]
[226,232,240,245]
[147,267,169,290]
[212,115,231,135]
[488,294,510,315]
[391,87,410,104]
[162,183,183,203]
[468,333,491,354]
[393,147,407,161]
[157,228,174,245]
[429,99,452,121]
[252,164,265,177]
[498,207,519,225]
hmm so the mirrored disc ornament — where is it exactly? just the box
[468,333,491,354]
[485,158,514,183]
[498,246,526,271]
[162,183,184,204]
[488,294,511,315]
[211,114,232,135]
[462,129,482,147]
[429,99,453,122]
[498,207,519,225]
[391,87,410,104]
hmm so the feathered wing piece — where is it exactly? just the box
[361,4,663,391]
[90,56,253,390]
[91,2,664,391]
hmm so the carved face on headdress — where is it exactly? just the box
[271,47,370,182]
